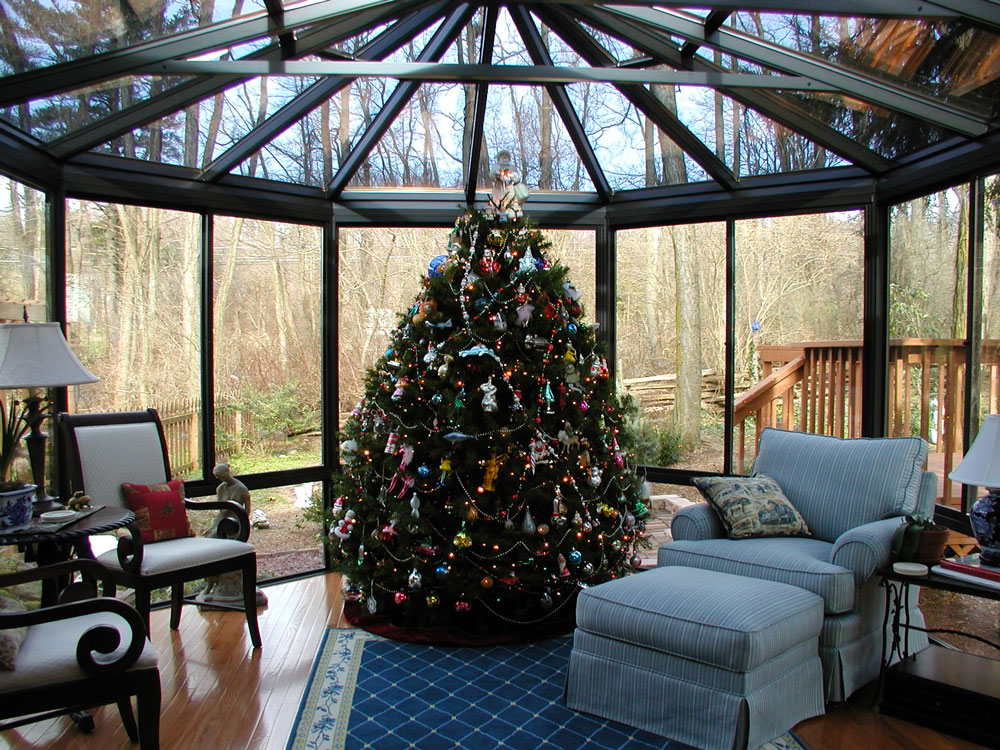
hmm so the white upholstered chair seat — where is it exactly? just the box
[97,537,254,575]
[0,612,157,694]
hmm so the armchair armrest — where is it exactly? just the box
[830,516,905,585]
[0,597,147,677]
[670,501,725,541]
[184,498,250,541]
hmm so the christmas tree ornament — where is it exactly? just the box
[428,254,448,277]
[339,439,358,464]
[539,590,553,609]
[367,596,378,614]
[384,432,399,454]
[480,247,500,276]
[426,593,440,608]
[453,529,472,549]
[438,458,452,484]
[437,355,453,378]
[410,493,421,518]
[492,313,507,331]
[557,554,569,577]
[394,591,408,606]
[435,564,450,579]
[408,569,422,590]
[515,283,529,303]
[391,377,409,401]
[515,303,535,327]
[631,554,644,569]
[351,398,365,417]
[412,300,436,324]
[544,383,555,413]
[454,600,472,614]
[563,344,577,363]
[482,453,505,492]
[344,583,362,602]
[568,549,583,565]
[332,510,356,540]
[480,377,498,412]
[480,576,494,589]
[518,249,537,275]
[333,496,344,515]
[423,344,438,365]
[430,392,443,405]
[579,400,590,413]
[582,562,594,575]
[453,389,466,409]
[443,431,475,443]
[522,507,536,536]
[357,544,365,565]
[417,464,431,478]
[589,466,602,487]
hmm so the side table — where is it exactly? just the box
[878,566,1000,748]
[0,506,136,605]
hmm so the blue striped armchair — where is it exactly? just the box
[659,427,937,702]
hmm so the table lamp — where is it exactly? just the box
[0,321,99,514]
[950,414,1000,566]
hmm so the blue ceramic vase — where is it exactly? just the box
[970,490,1000,566]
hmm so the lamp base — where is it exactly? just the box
[969,489,1000,566]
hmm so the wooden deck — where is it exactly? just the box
[0,572,985,750]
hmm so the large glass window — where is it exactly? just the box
[212,216,323,580]
[65,200,203,475]
[889,187,968,507]
[734,212,864,470]
[617,223,726,473]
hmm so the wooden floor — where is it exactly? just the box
[0,572,986,750]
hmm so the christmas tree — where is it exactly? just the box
[330,164,649,635]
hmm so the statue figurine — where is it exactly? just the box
[199,463,267,607]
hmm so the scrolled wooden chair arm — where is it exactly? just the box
[117,521,144,573]
[184,498,251,541]
[0,597,146,677]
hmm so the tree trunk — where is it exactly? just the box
[672,225,702,448]
[644,227,665,372]
[651,84,686,184]
[952,184,969,338]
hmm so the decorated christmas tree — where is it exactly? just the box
[330,161,649,635]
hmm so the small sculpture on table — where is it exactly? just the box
[199,463,267,607]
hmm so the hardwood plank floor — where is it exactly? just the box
[0,573,986,750]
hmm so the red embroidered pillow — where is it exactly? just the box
[120,479,193,543]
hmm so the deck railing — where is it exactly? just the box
[734,339,1000,507]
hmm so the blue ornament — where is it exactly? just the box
[428,254,448,277]
[436,564,450,579]
[431,393,443,405]
[568,323,577,333]
[417,464,431,478]
[568,550,583,564]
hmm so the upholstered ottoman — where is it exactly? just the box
[565,566,824,750]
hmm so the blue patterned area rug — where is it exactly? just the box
[287,629,810,750]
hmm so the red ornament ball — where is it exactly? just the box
[394,592,408,605]
[454,600,472,614]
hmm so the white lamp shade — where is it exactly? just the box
[0,322,99,389]
[950,414,1000,488]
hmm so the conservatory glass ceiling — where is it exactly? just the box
[0,0,998,199]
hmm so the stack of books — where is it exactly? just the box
[931,554,1000,591]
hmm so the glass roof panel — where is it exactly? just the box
[567,81,695,190]
[93,74,319,166]
[0,75,181,140]
[383,18,445,64]
[577,23,647,65]
[0,0,267,76]
[530,12,592,68]
[728,13,1000,118]
[770,90,951,160]
[477,84,594,193]
[493,7,533,66]
[442,8,485,65]
[345,82,465,189]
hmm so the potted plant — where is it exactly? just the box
[892,513,951,566]
[0,396,34,528]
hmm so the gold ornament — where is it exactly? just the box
[453,530,472,548]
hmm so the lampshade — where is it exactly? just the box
[0,322,99,389]
[949,414,1000,488]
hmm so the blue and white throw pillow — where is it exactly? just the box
[693,474,811,539]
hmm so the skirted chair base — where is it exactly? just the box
[565,566,825,750]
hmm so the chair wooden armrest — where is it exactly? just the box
[184,498,251,541]
[0,558,116,597]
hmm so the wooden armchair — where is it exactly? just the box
[0,559,160,748]
[57,409,261,648]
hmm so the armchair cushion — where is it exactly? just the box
[97,536,253,576]
[693,474,810,539]
[0,596,27,670]
[121,479,193,543]
[657,537,855,614]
